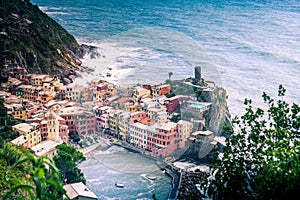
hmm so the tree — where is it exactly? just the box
[168,72,173,80]
[69,131,80,143]
[0,98,21,142]
[53,144,86,184]
[203,85,300,199]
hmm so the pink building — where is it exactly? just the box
[128,120,184,158]
[60,106,96,136]
[150,122,184,158]
[40,120,48,141]
[95,106,112,130]
[164,96,180,113]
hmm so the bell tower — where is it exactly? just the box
[47,110,59,141]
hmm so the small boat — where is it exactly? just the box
[106,72,112,77]
[146,175,157,180]
[115,183,124,188]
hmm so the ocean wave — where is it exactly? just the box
[38,6,48,11]
[45,11,69,15]
[93,146,126,155]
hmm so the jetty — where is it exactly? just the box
[157,161,181,200]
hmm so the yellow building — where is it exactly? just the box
[133,87,151,101]
[109,110,124,137]
[12,105,28,120]
[51,76,60,86]
[38,91,56,104]
[31,74,48,86]
[118,111,131,140]
[12,123,41,148]
[178,120,193,143]
[125,102,139,113]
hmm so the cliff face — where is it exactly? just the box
[0,0,88,80]
[205,86,231,135]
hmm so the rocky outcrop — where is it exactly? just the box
[177,171,209,200]
[0,0,90,80]
[204,86,231,135]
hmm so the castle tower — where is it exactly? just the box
[47,110,59,141]
[195,66,201,81]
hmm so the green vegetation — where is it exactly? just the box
[0,98,85,198]
[202,85,300,199]
[1,0,83,75]
[53,144,86,184]
[0,143,86,199]
[0,142,65,199]
[170,114,181,123]
[4,155,66,200]
[69,131,81,143]
[165,79,195,96]
[165,91,176,98]
[0,98,21,143]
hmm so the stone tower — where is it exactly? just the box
[195,66,201,81]
[47,111,59,141]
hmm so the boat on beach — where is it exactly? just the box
[115,183,124,188]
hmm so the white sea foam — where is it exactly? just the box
[173,161,196,170]
[45,11,69,15]
[38,6,48,11]
[75,42,139,85]
[188,165,210,173]
[93,145,126,155]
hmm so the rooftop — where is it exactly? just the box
[11,135,27,145]
[31,74,47,79]
[63,182,97,200]
[12,123,33,133]
[30,139,63,157]
[159,122,177,131]
[191,130,213,136]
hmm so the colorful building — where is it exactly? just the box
[151,84,171,97]
[95,106,112,131]
[150,122,184,158]
[12,122,41,148]
[164,96,180,113]
[133,86,151,101]
[60,106,96,136]
[128,122,149,149]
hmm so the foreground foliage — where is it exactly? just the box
[0,98,21,143]
[203,85,300,199]
[1,143,66,199]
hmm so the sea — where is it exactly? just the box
[79,146,171,200]
[31,0,300,199]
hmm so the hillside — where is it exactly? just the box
[0,0,90,82]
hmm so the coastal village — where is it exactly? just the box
[0,65,225,199]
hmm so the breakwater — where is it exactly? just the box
[156,161,181,200]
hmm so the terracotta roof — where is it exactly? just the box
[139,117,155,125]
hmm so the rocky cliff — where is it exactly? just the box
[0,0,89,82]
[204,86,231,135]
